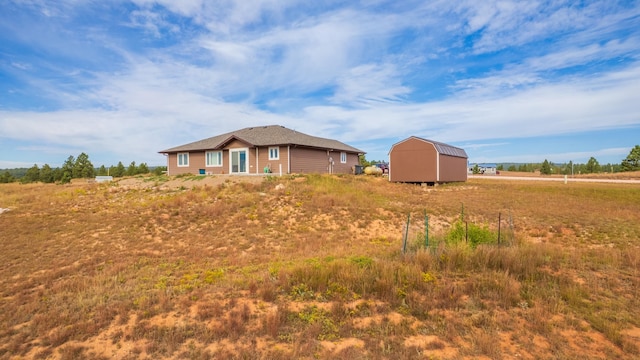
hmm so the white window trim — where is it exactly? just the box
[205,150,223,167]
[340,151,347,164]
[177,152,189,167]
[268,146,280,160]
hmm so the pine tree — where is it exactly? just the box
[0,171,15,183]
[39,164,55,183]
[585,157,600,174]
[22,164,40,183]
[112,161,126,177]
[73,152,95,178]
[97,165,108,176]
[126,161,137,176]
[61,156,75,183]
[138,163,149,174]
[540,159,551,175]
[621,145,640,172]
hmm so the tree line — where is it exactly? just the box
[0,153,166,184]
[498,145,640,175]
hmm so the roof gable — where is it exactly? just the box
[160,125,364,154]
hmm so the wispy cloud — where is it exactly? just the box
[1,0,639,167]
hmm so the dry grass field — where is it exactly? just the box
[1,173,639,359]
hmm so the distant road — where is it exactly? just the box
[468,175,640,184]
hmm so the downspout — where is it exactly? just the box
[287,145,291,174]
[256,147,259,175]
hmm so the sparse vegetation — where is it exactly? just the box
[0,174,639,359]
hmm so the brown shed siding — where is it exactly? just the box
[389,137,467,183]
[438,155,468,182]
[389,138,438,182]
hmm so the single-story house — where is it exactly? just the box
[159,125,365,176]
[388,136,468,183]
[468,163,497,175]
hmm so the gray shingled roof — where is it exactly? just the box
[159,125,364,154]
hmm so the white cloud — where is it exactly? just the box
[128,9,180,37]
[301,63,640,145]
[330,63,411,106]
[1,0,639,167]
[131,0,204,18]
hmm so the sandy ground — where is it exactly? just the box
[115,174,270,189]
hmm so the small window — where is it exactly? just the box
[178,153,189,167]
[206,151,222,167]
[269,146,279,160]
[340,152,347,163]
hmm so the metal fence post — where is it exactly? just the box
[402,213,411,254]
[498,212,502,245]
[424,211,429,248]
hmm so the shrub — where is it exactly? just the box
[446,220,496,248]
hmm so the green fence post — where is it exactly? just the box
[424,211,429,248]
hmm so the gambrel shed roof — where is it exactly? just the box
[389,136,468,158]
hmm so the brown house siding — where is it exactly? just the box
[332,151,360,174]
[289,147,359,174]
[256,146,289,174]
[290,147,331,173]
[167,151,207,176]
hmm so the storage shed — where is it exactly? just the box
[389,137,468,183]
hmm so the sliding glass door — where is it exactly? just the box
[230,149,248,174]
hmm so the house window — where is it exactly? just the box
[268,146,279,160]
[177,153,189,167]
[206,151,222,167]
[340,152,347,163]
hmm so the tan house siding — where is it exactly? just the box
[331,151,359,174]
[289,148,359,174]
[290,147,331,173]
[168,151,207,176]
[256,146,289,174]
[389,138,437,182]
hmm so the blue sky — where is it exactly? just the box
[1,0,639,169]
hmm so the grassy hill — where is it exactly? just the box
[1,174,639,359]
